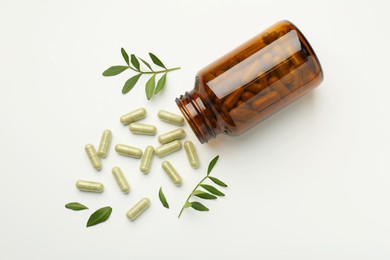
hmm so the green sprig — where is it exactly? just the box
[178,155,228,218]
[103,48,181,100]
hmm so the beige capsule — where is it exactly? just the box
[120,108,146,125]
[85,144,102,171]
[157,110,185,126]
[97,129,112,158]
[76,180,104,193]
[115,144,143,158]
[155,140,182,158]
[112,166,130,193]
[158,128,186,144]
[140,146,154,174]
[129,122,157,136]
[183,141,200,169]
[127,197,150,221]
[161,161,182,185]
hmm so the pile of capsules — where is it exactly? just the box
[76,108,200,221]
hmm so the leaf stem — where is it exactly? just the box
[178,175,209,218]
[128,66,181,75]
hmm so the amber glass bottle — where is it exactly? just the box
[176,20,323,143]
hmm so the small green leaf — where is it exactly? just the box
[192,190,217,200]
[65,202,88,211]
[102,66,128,76]
[122,74,142,94]
[149,52,166,69]
[139,57,153,71]
[145,74,156,100]
[154,73,167,95]
[183,201,192,208]
[158,187,169,209]
[130,54,140,70]
[190,201,209,211]
[208,176,228,187]
[207,155,219,175]
[86,206,112,227]
[200,184,225,196]
[121,48,129,65]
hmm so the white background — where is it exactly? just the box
[1,0,389,259]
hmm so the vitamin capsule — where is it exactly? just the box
[157,110,184,126]
[241,91,255,102]
[246,76,268,93]
[126,197,150,221]
[268,76,290,97]
[140,146,154,174]
[85,144,102,171]
[115,144,143,158]
[97,129,112,158]
[251,91,281,111]
[161,161,182,185]
[223,88,244,111]
[230,105,257,121]
[158,128,186,144]
[112,166,130,193]
[283,69,300,90]
[120,108,146,125]
[183,141,200,169]
[129,122,157,136]
[289,52,305,67]
[76,180,104,193]
[155,140,182,158]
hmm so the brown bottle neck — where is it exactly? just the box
[176,90,220,144]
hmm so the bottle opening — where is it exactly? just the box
[176,91,216,144]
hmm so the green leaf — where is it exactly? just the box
[192,190,217,200]
[139,57,153,71]
[86,206,112,227]
[121,48,129,65]
[102,66,128,76]
[65,202,88,211]
[200,184,225,196]
[207,155,219,175]
[208,176,228,187]
[190,201,209,211]
[154,73,167,95]
[158,187,169,209]
[149,52,166,69]
[131,54,140,70]
[183,201,192,208]
[145,74,156,100]
[122,74,142,94]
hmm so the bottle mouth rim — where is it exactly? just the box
[176,92,214,144]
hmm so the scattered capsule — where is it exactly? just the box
[158,128,186,144]
[126,197,150,221]
[97,129,112,158]
[184,141,200,169]
[129,122,157,136]
[115,144,143,158]
[111,166,130,193]
[157,110,185,126]
[85,144,102,171]
[161,161,182,185]
[140,146,154,174]
[155,140,182,158]
[76,180,104,193]
[120,108,146,125]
